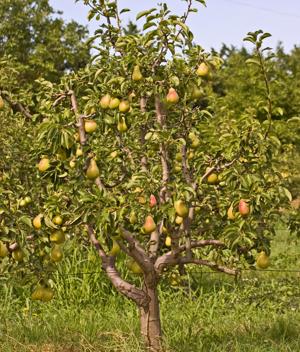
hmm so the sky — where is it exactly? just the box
[49,0,300,52]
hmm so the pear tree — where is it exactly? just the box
[0,0,291,350]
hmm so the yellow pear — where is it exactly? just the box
[119,100,130,113]
[0,241,8,258]
[129,211,137,224]
[196,62,209,77]
[165,236,172,247]
[53,215,63,226]
[40,287,54,302]
[166,88,179,104]
[143,215,156,234]
[0,96,4,109]
[76,147,83,157]
[99,94,111,109]
[108,239,121,256]
[33,214,43,229]
[175,152,182,162]
[84,119,97,133]
[31,286,44,301]
[190,137,200,149]
[50,230,65,244]
[117,117,128,133]
[12,248,24,262]
[175,216,183,225]
[207,173,218,184]
[69,158,76,168]
[50,245,63,262]
[24,196,32,204]
[86,159,100,179]
[174,200,189,218]
[256,251,270,269]
[38,158,50,172]
[109,97,120,109]
[131,261,143,274]
[227,204,235,220]
[132,65,143,81]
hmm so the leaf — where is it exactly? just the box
[120,8,130,14]
[143,22,156,31]
[136,8,156,21]
[283,188,292,202]
[245,58,260,66]
[18,216,33,228]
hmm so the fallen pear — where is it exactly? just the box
[239,199,250,216]
[196,62,209,77]
[0,241,8,257]
[132,65,143,81]
[143,215,156,234]
[166,88,179,104]
[50,245,63,262]
[33,214,43,229]
[174,200,189,218]
[31,286,44,301]
[40,287,54,302]
[50,230,65,244]
[100,94,111,109]
[86,159,100,179]
[256,251,270,269]
[109,97,120,109]
[38,158,50,172]
[119,100,130,113]
[84,119,97,133]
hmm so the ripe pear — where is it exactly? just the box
[53,215,63,226]
[117,117,128,133]
[227,204,235,220]
[143,215,156,234]
[129,211,137,224]
[0,96,4,109]
[207,173,218,185]
[40,287,54,302]
[33,214,43,229]
[84,119,97,133]
[19,199,27,207]
[132,65,143,81]
[238,199,250,216]
[50,245,63,262]
[149,194,157,208]
[166,88,179,104]
[12,248,24,262]
[100,94,111,109]
[76,147,83,157]
[119,100,130,113]
[174,200,189,218]
[165,236,172,247]
[108,239,120,256]
[69,158,76,168]
[196,62,209,77]
[138,196,146,204]
[256,251,270,269]
[31,286,44,301]
[0,241,8,258]
[86,159,100,179]
[38,158,50,172]
[50,230,65,244]
[175,216,183,225]
[109,97,120,109]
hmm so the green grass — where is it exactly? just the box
[1,228,300,352]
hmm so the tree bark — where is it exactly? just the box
[139,279,162,351]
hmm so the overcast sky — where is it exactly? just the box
[49,0,300,52]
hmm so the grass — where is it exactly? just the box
[0,227,300,352]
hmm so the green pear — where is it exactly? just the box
[109,97,120,109]
[50,230,65,244]
[100,94,111,109]
[256,251,270,269]
[117,117,128,132]
[129,211,137,224]
[119,100,130,113]
[50,245,63,262]
[0,241,8,258]
[86,159,100,179]
[196,62,209,77]
[132,65,143,81]
[174,200,189,218]
[108,239,120,256]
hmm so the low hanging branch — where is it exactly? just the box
[0,90,33,120]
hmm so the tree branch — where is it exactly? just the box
[0,91,33,119]
[68,90,86,145]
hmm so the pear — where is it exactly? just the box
[86,159,100,180]
[175,216,183,225]
[50,230,65,244]
[132,65,143,81]
[19,199,27,207]
[143,215,156,234]
[191,86,203,100]
[149,194,157,208]
[131,261,143,274]
[165,236,172,247]
[256,251,270,269]
[40,287,54,302]
[84,119,97,133]
[24,196,32,204]
[108,239,120,256]
[53,215,63,226]
[129,211,137,224]
[76,147,83,157]
[174,200,189,218]
[110,151,118,159]
[0,241,8,258]
[227,203,235,220]
[190,137,200,149]
[31,286,44,301]
[238,199,250,216]
[166,88,179,104]
[175,153,182,162]
[0,96,4,109]
[50,245,63,262]
[138,196,146,204]
[196,62,209,77]
[12,248,24,262]
[117,117,128,133]
[69,158,76,168]
[74,132,80,142]
[207,173,218,184]
[109,97,120,109]
[33,214,43,229]
[100,94,111,109]
[119,100,130,113]
[38,158,50,172]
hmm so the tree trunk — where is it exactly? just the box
[139,281,162,351]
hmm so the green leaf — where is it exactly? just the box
[136,8,156,21]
